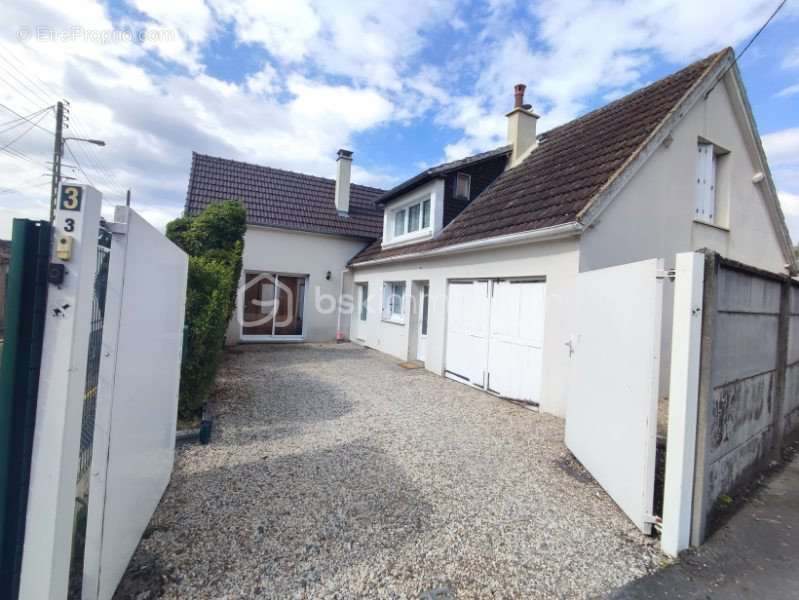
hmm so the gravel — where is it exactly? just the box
[115,342,664,599]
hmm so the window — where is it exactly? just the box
[391,196,432,239]
[455,172,471,200]
[359,284,368,322]
[694,141,729,224]
[408,203,420,232]
[382,281,406,323]
[394,208,406,236]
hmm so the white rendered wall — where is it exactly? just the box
[579,71,787,275]
[228,226,370,343]
[350,237,580,417]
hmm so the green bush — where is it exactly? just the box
[167,201,246,419]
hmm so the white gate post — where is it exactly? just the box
[661,251,704,557]
[19,184,102,600]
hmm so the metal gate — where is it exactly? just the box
[69,225,112,599]
[0,219,51,600]
[565,258,664,534]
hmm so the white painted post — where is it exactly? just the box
[18,184,102,600]
[661,252,704,557]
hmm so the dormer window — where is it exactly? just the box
[455,172,471,200]
[391,197,431,239]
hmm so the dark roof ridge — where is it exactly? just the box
[191,151,386,194]
[376,144,511,204]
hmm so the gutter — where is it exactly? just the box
[350,221,583,267]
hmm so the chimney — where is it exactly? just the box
[335,149,353,213]
[506,83,539,168]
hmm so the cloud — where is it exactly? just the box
[763,128,799,166]
[779,191,799,217]
[777,83,799,97]
[783,46,799,69]
[2,0,798,241]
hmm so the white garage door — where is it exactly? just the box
[445,279,545,403]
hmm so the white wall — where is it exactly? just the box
[579,71,788,275]
[229,226,369,343]
[350,237,580,417]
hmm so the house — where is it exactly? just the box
[185,47,795,418]
[186,151,385,343]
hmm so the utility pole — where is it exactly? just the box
[126,189,131,207]
[49,101,64,223]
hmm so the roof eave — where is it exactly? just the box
[350,221,583,267]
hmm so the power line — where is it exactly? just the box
[0,102,54,135]
[0,109,49,152]
[0,106,52,134]
[705,0,788,98]
[738,0,787,63]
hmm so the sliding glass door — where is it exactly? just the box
[242,272,307,339]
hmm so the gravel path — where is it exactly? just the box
[115,343,663,599]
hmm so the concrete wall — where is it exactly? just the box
[692,253,797,543]
[349,237,580,417]
[784,284,799,434]
[228,226,369,343]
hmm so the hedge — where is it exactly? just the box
[167,201,246,418]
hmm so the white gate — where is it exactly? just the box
[565,258,664,534]
[82,206,188,600]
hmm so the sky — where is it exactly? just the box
[0,0,798,240]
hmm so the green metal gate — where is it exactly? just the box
[0,219,51,600]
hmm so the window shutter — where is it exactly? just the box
[695,143,715,220]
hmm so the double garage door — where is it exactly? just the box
[445,279,545,403]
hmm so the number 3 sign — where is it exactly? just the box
[60,185,83,211]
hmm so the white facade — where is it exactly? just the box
[579,71,788,275]
[347,69,793,419]
[349,237,580,417]
[228,226,369,343]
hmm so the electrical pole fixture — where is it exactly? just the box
[48,100,107,222]
[49,101,64,223]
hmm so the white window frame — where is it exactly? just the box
[382,281,406,324]
[695,142,718,224]
[389,195,432,243]
[455,172,471,200]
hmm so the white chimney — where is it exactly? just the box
[506,84,539,168]
[335,149,352,213]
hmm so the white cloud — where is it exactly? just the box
[2,0,797,241]
[779,191,799,217]
[763,128,799,166]
[777,83,799,97]
[783,46,799,69]
[442,0,786,156]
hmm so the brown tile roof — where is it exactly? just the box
[185,153,385,239]
[376,145,511,204]
[351,48,728,265]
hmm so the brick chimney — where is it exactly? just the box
[506,84,539,168]
[335,149,352,213]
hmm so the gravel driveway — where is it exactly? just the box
[116,343,663,599]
